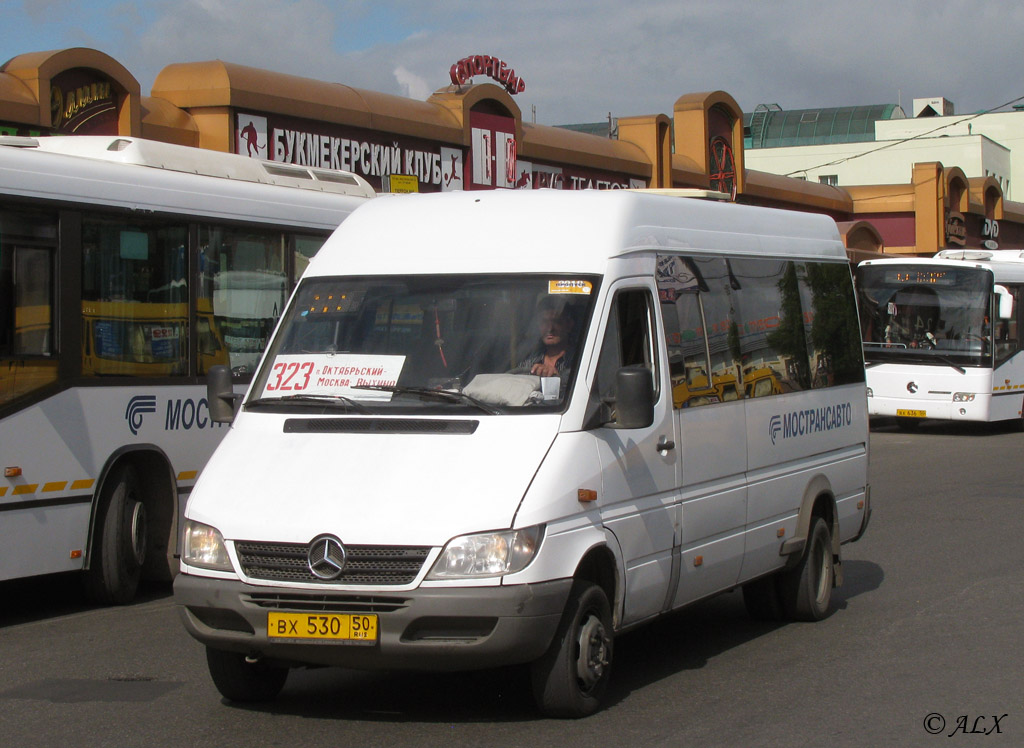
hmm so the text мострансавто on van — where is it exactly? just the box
[173,189,871,717]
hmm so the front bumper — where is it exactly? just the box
[173,572,572,671]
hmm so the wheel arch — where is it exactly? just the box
[570,541,619,627]
[783,474,841,570]
[85,444,178,582]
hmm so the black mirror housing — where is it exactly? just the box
[613,366,655,429]
[207,365,238,424]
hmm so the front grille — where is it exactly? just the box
[235,541,431,585]
[245,592,409,613]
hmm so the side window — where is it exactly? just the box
[81,217,188,377]
[293,233,328,280]
[730,258,810,397]
[0,207,59,405]
[596,289,658,404]
[198,225,287,377]
[658,255,743,408]
[995,284,1021,366]
[798,261,865,386]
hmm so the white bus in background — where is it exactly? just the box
[856,250,1024,429]
[0,135,373,603]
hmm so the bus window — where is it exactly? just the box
[730,258,809,397]
[0,207,58,405]
[81,217,188,376]
[797,262,865,388]
[659,256,745,409]
[199,226,287,377]
[293,233,328,280]
[995,284,1022,366]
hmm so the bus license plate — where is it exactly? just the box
[267,612,378,643]
[896,409,926,418]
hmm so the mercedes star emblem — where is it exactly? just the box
[307,535,346,580]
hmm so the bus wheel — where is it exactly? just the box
[84,464,147,605]
[779,516,834,621]
[206,648,288,702]
[530,580,613,718]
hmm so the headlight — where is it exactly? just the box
[952,392,976,402]
[426,525,544,579]
[183,520,233,571]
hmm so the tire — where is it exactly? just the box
[530,580,613,718]
[84,464,147,605]
[206,648,288,702]
[778,516,834,622]
[742,575,784,621]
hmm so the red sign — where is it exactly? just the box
[449,55,525,95]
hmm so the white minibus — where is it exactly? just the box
[174,189,871,717]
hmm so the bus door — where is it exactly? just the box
[659,255,747,606]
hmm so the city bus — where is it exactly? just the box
[0,135,373,603]
[856,250,1024,429]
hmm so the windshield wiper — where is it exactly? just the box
[353,384,503,415]
[247,394,372,414]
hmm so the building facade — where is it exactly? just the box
[2,48,1022,258]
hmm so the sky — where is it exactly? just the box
[4,0,1024,126]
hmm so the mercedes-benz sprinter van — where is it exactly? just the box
[174,189,871,717]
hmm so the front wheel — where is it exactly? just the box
[530,580,613,718]
[206,648,288,702]
[778,516,834,621]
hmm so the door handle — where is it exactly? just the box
[657,436,675,451]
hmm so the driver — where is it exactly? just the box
[511,297,576,384]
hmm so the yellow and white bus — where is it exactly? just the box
[0,135,372,602]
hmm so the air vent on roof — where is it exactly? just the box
[263,163,313,179]
[311,169,359,186]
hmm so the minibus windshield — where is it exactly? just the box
[249,274,600,413]
[856,264,994,368]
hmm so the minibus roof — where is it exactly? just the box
[309,189,847,278]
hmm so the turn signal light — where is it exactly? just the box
[577,489,597,503]
[4,467,21,478]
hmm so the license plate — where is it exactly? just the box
[267,612,378,643]
[896,409,926,418]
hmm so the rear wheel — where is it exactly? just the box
[84,464,147,605]
[206,648,288,702]
[778,516,834,621]
[531,580,613,718]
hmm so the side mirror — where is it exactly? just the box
[207,365,240,424]
[995,284,1014,320]
[612,367,655,429]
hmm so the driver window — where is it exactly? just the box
[596,289,658,402]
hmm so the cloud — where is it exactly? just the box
[8,0,1024,125]
[393,66,432,101]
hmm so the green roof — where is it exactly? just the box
[744,104,905,148]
